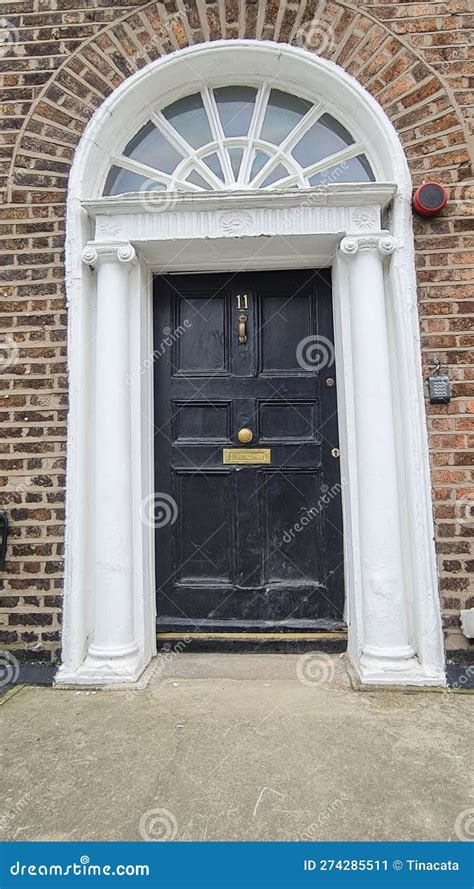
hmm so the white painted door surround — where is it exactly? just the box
[56,41,445,687]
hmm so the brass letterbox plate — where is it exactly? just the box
[223,448,271,465]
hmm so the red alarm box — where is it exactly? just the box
[412,181,448,217]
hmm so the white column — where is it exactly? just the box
[340,233,419,681]
[80,241,142,682]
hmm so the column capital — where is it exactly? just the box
[82,240,137,268]
[339,232,396,259]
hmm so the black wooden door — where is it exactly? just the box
[153,270,344,636]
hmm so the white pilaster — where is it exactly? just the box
[70,241,143,683]
[340,233,422,684]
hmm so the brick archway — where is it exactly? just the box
[7,0,471,208]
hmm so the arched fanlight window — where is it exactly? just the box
[104,84,375,196]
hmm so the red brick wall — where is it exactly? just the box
[0,0,472,664]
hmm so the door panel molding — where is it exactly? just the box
[154,271,342,631]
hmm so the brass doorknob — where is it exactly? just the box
[237,427,253,444]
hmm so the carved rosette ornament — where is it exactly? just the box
[218,210,256,236]
[97,222,122,238]
[350,207,378,230]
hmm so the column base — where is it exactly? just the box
[87,641,139,660]
[55,649,146,686]
[357,645,445,686]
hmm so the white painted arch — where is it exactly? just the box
[57,40,445,686]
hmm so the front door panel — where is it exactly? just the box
[153,270,344,635]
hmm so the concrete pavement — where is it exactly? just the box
[0,654,472,842]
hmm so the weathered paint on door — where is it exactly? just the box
[153,270,344,637]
